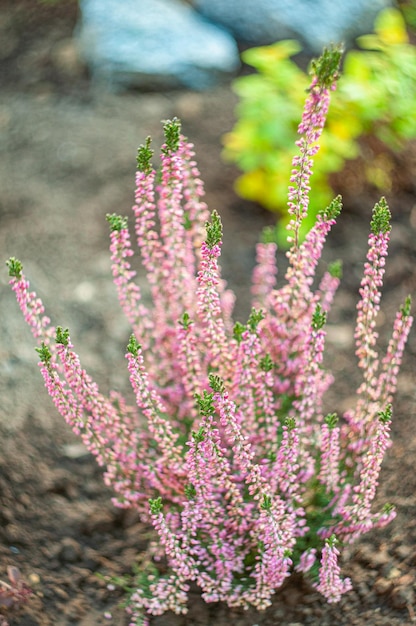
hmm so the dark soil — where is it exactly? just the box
[1,2,416,625]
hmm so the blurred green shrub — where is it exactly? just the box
[223,8,416,243]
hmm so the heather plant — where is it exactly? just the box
[7,46,413,625]
[224,7,416,244]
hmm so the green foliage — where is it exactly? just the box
[224,8,416,243]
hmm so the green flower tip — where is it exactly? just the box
[56,326,69,347]
[260,225,279,246]
[371,197,391,235]
[327,534,338,548]
[205,210,223,249]
[260,353,273,373]
[260,494,273,512]
[401,295,412,317]
[179,312,192,330]
[149,497,163,515]
[233,321,246,343]
[106,213,128,232]
[162,117,181,155]
[382,502,395,515]
[183,213,192,231]
[324,412,339,429]
[311,44,343,88]
[136,136,154,173]
[328,259,343,280]
[6,257,23,279]
[195,390,215,417]
[192,426,205,444]
[319,195,342,222]
[127,334,141,357]
[312,303,326,331]
[247,308,265,331]
[378,404,392,424]
[284,416,297,431]
[185,483,196,500]
[208,373,225,394]
[35,342,52,364]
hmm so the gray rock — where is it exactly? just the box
[76,0,240,91]
[193,0,393,52]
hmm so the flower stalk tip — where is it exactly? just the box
[136,136,154,173]
[162,117,181,154]
[56,326,69,347]
[370,197,391,235]
[126,334,141,357]
[106,213,128,232]
[35,342,52,364]
[311,44,343,89]
[205,209,223,249]
[6,257,23,279]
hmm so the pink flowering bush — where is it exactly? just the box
[6,48,413,624]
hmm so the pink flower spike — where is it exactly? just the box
[315,536,352,602]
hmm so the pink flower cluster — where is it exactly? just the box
[7,47,412,623]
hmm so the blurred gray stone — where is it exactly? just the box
[193,0,393,52]
[76,0,240,91]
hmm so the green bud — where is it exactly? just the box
[260,494,272,511]
[136,136,153,173]
[260,225,278,245]
[149,497,163,515]
[371,198,391,235]
[247,308,264,331]
[311,45,343,89]
[259,353,273,372]
[185,483,196,499]
[179,312,192,330]
[205,210,223,249]
[192,426,205,444]
[183,213,192,231]
[208,373,225,394]
[127,334,141,357]
[6,257,23,279]
[400,295,412,317]
[233,321,246,343]
[378,404,392,424]
[324,412,339,429]
[284,416,297,431]
[328,259,343,279]
[162,117,181,154]
[195,390,215,417]
[35,342,52,364]
[106,213,128,232]
[56,326,69,347]
[319,195,342,221]
[312,303,326,330]
[381,502,395,515]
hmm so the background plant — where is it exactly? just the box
[7,47,413,625]
[0,567,33,626]
[223,7,416,244]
